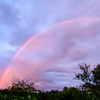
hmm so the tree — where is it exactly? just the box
[92,64,100,86]
[74,63,100,96]
[92,64,100,92]
[9,77,36,91]
[63,86,68,91]
[74,63,92,84]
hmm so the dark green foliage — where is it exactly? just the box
[92,64,100,89]
[0,87,100,100]
[63,86,68,91]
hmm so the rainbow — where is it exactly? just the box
[0,17,100,88]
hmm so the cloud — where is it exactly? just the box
[2,19,100,90]
[1,0,100,90]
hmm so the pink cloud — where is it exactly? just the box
[2,19,100,90]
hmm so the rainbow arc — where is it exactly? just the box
[0,17,100,88]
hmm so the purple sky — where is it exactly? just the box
[0,0,100,91]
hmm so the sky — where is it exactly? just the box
[0,0,100,91]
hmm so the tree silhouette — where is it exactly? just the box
[9,77,36,91]
[74,63,92,84]
[92,64,100,93]
[74,63,100,96]
[63,86,68,91]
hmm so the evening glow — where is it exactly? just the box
[0,0,100,90]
